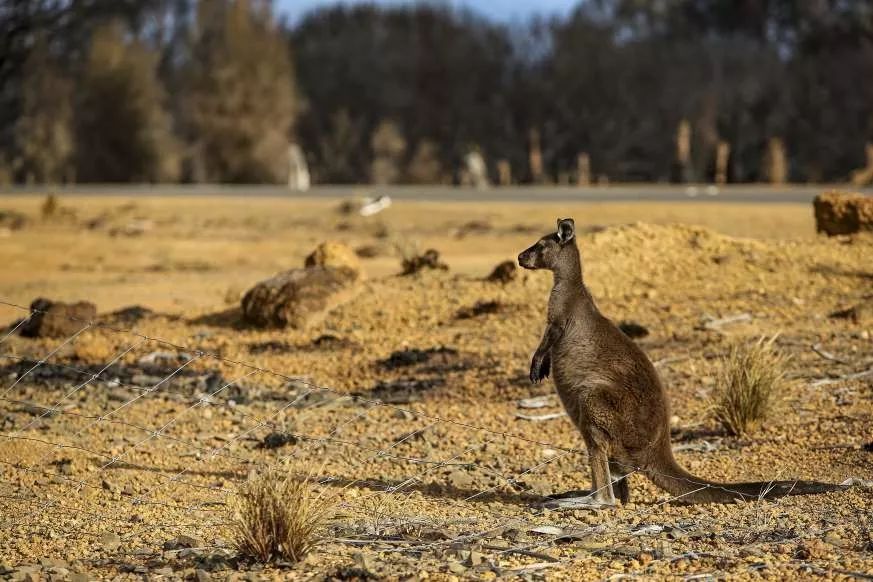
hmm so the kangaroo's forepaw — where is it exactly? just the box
[529,360,549,384]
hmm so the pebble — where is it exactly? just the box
[447,470,474,489]
[99,532,121,550]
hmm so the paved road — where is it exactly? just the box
[3,184,870,203]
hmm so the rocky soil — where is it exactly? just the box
[0,195,871,581]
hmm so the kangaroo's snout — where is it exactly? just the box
[518,248,536,270]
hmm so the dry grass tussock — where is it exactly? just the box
[231,469,331,564]
[711,336,788,436]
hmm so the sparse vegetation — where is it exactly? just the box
[711,336,788,436]
[0,199,871,578]
[231,469,330,564]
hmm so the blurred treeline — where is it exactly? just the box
[2,0,872,185]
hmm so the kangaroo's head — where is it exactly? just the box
[518,218,577,271]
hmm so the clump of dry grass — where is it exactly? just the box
[711,336,787,436]
[231,469,330,564]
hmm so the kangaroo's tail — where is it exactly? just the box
[644,441,847,504]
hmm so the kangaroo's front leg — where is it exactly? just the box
[530,323,562,384]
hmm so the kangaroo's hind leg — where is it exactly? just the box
[609,459,631,504]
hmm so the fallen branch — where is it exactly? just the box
[517,395,557,409]
[482,544,559,563]
[811,343,851,365]
[699,312,752,331]
[515,412,567,422]
[809,367,873,388]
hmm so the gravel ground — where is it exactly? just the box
[0,196,871,580]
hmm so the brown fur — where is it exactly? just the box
[518,218,846,504]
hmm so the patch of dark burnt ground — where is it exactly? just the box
[247,333,359,355]
[455,300,517,320]
[0,358,248,403]
[357,346,499,403]
[377,346,468,373]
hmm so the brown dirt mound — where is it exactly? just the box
[241,266,360,329]
[813,191,873,236]
[20,298,97,338]
[305,241,363,279]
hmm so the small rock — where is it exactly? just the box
[486,260,517,284]
[637,551,654,565]
[109,219,153,237]
[352,552,373,571]
[163,535,202,550]
[447,562,467,575]
[260,432,298,449]
[829,301,872,324]
[195,569,211,582]
[393,409,415,420]
[401,249,448,275]
[53,459,73,476]
[99,532,121,550]
[101,479,119,494]
[447,470,474,489]
[796,539,829,560]
[456,300,502,319]
[69,573,89,582]
[152,566,174,577]
[354,244,384,259]
[0,209,27,230]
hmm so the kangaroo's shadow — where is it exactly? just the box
[103,460,547,507]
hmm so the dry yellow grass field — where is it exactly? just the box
[0,195,870,581]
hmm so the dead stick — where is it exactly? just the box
[811,343,851,365]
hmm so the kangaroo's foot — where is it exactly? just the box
[538,489,615,509]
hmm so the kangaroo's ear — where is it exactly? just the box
[557,218,576,244]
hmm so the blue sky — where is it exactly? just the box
[277,0,579,23]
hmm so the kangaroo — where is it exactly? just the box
[518,217,848,506]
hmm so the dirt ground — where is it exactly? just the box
[0,194,871,581]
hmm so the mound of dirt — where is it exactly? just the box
[241,266,360,329]
[401,249,448,275]
[813,191,873,236]
[20,298,97,338]
[305,241,363,279]
[0,209,27,231]
[486,260,517,284]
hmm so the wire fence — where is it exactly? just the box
[0,298,870,578]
